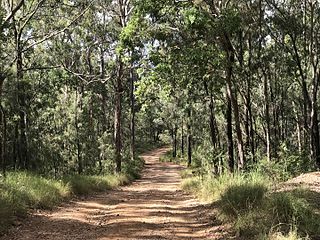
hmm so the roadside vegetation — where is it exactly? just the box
[2,0,320,239]
[161,149,320,240]
[0,157,144,235]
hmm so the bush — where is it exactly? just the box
[268,229,309,240]
[181,177,201,194]
[268,192,320,236]
[252,145,313,182]
[122,157,145,179]
[220,183,268,218]
[181,165,320,239]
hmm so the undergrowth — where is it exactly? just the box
[0,157,144,235]
[170,147,320,240]
[181,171,320,239]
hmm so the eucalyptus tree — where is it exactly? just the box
[266,0,320,167]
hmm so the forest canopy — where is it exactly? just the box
[0,0,319,175]
[1,1,320,239]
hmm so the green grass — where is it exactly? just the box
[181,171,320,239]
[0,157,144,235]
[182,171,269,202]
[61,174,130,195]
[0,172,70,233]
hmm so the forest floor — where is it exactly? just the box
[1,147,232,240]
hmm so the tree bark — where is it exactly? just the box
[172,125,177,158]
[226,93,234,172]
[75,85,83,174]
[15,29,29,169]
[187,108,192,167]
[181,119,184,156]
[114,60,123,173]
[262,69,271,161]
[0,104,6,177]
[224,47,245,169]
[130,66,136,161]
[203,80,218,148]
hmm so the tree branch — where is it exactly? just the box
[22,1,94,53]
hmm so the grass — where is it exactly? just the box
[181,171,320,239]
[269,229,309,240]
[0,157,144,235]
[159,150,184,164]
[182,171,269,202]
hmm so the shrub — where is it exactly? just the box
[269,192,320,235]
[220,183,268,218]
[122,157,145,179]
[268,229,309,240]
[181,177,201,194]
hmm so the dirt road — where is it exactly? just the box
[2,147,229,240]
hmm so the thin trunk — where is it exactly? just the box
[173,125,177,158]
[114,60,123,173]
[293,102,302,153]
[204,80,218,148]
[16,38,28,169]
[0,104,6,177]
[310,70,320,168]
[225,57,245,169]
[181,119,184,156]
[262,70,271,161]
[13,122,18,170]
[130,66,135,161]
[187,108,192,167]
[76,85,83,174]
[248,32,255,161]
[226,93,234,172]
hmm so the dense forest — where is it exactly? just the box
[1,0,320,240]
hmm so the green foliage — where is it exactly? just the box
[62,174,127,195]
[268,192,320,235]
[182,171,270,202]
[253,146,313,182]
[0,172,69,233]
[213,8,242,35]
[1,172,69,210]
[182,167,320,239]
[122,157,145,179]
[181,177,201,193]
[220,182,268,218]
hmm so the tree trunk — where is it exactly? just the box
[13,122,18,170]
[226,93,234,172]
[130,66,135,161]
[0,104,6,177]
[310,70,320,168]
[225,57,245,169]
[172,125,177,158]
[262,70,271,161]
[16,38,29,169]
[203,80,218,148]
[181,119,184,156]
[114,60,123,173]
[76,85,83,174]
[187,108,192,167]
